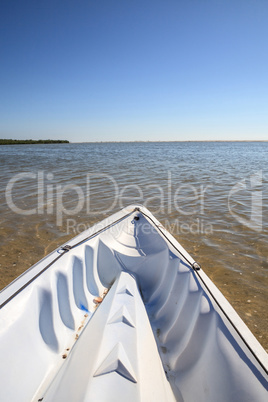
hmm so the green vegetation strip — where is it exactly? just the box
[0,139,69,145]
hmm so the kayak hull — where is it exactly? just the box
[0,205,267,401]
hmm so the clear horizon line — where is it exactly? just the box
[71,140,268,144]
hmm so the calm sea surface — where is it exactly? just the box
[0,142,267,349]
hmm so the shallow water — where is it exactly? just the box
[0,142,267,350]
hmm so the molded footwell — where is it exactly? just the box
[42,272,176,402]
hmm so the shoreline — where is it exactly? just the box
[1,140,267,145]
[0,139,69,145]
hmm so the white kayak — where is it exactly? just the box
[0,205,267,402]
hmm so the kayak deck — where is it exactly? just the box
[0,206,267,401]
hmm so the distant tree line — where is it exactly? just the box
[0,139,69,145]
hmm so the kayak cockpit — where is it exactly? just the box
[0,206,267,401]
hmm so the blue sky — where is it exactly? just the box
[0,0,267,142]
